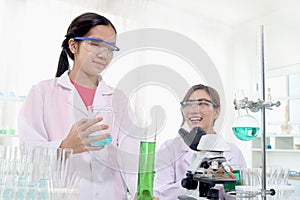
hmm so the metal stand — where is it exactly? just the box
[233,25,280,199]
[260,25,268,200]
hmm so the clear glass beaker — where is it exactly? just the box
[87,105,113,146]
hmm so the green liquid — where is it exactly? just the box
[224,170,241,192]
[137,141,156,200]
[232,127,259,141]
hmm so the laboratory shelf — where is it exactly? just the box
[252,148,300,153]
[251,133,300,171]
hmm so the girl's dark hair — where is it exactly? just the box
[181,84,220,126]
[55,12,117,77]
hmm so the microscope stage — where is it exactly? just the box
[194,175,236,185]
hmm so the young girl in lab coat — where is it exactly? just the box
[18,12,141,200]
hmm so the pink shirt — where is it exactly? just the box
[70,79,96,108]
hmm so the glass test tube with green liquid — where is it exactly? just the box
[137,141,156,200]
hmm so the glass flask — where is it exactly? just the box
[233,90,260,141]
[232,112,260,141]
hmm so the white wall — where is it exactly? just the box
[1,0,300,168]
[103,1,234,148]
[229,3,300,167]
[0,0,234,149]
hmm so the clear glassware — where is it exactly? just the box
[232,90,260,141]
[0,145,79,200]
[50,147,78,200]
[235,168,263,200]
[232,114,260,141]
[87,105,113,146]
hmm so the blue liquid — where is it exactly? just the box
[39,178,49,200]
[88,135,112,146]
[27,183,38,200]
[232,127,259,141]
[3,188,13,200]
[16,177,27,199]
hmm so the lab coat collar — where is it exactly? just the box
[57,71,114,94]
[56,71,86,116]
[57,71,115,115]
[92,78,114,107]
[97,77,114,95]
[55,71,84,115]
[57,71,73,90]
[176,135,191,153]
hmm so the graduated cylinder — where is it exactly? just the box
[137,141,156,200]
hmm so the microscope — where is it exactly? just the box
[178,127,236,200]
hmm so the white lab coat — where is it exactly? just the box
[154,136,247,200]
[18,71,140,200]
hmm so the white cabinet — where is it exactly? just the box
[252,135,300,170]
[253,69,300,173]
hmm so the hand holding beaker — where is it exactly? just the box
[60,117,111,153]
[87,105,113,147]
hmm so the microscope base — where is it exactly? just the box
[197,176,236,199]
[178,194,210,200]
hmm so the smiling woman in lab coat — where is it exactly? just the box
[18,12,141,200]
[154,84,246,200]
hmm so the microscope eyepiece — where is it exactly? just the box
[178,126,207,151]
